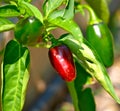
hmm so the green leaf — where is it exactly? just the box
[19,1,43,23]
[63,0,74,20]
[0,4,21,17]
[59,33,120,104]
[43,0,64,18]
[67,82,95,111]
[2,0,16,3]
[3,0,31,3]
[2,40,30,111]
[48,9,65,20]
[74,61,93,86]
[24,0,31,2]
[78,88,96,111]
[66,61,95,111]
[48,17,83,41]
[85,0,110,23]
[0,17,15,32]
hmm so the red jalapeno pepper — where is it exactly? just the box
[48,44,76,82]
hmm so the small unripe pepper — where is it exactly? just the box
[48,44,76,82]
[14,16,44,46]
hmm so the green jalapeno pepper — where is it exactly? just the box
[83,5,114,67]
[14,16,44,46]
[86,22,114,67]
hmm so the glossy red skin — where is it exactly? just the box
[48,44,76,82]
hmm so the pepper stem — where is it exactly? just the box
[80,4,102,25]
[48,34,59,47]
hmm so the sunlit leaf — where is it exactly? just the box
[20,1,43,22]
[43,0,64,18]
[48,17,83,41]
[0,17,15,32]
[0,4,20,17]
[63,0,74,20]
[48,9,65,21]
[2,40,30,111]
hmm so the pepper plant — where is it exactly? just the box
[0,0,120,111]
